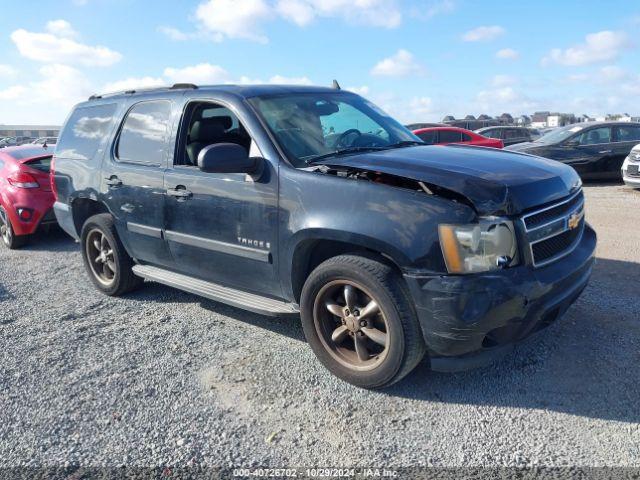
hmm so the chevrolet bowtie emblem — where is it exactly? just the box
[568,211,582,230]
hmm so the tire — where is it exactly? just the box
[300,254,426,389]
[0,206,29,249]
[80,213,143,296]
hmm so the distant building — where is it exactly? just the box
[464,114,476,120]
[608,113,633,122]
[577,114,593,123]
[531,111,550,128]
[442,115,455,122]
[478,114,492,120]
[0,125,60,138]
[547,113,576,128]
[498,113,514,124]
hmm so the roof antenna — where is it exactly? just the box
[332,79,341,90]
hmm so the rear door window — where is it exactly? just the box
[116,100,172,166]
[576,127,611,145]
[416,131,437,144]
[504,129,524,140]
[438,130,463,143]
[461,133,472,142]
[614,125,640,142]
[482,129,501,139]
[56,103,118,161]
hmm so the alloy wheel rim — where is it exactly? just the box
[86,229,116,286]
[313,280,390,371]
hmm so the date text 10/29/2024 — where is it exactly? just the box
[232,468,399,477]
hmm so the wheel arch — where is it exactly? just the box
[71,197,110,237]
[287,229,410,304]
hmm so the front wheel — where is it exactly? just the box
[0,207,28,249]
[300,254,426,389]
[80,213,142,296]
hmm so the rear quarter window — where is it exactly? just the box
[56,103,118,161]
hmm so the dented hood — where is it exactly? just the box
[315,145,581,215]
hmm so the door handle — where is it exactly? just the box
[105,176,123,187]
[167,187,193,199]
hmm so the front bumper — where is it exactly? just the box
[403,223,596,371]
[622,157,640,188]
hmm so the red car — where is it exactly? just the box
[413,126,504,149]
[0,145,56,249]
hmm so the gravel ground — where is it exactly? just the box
[0,183,639,470]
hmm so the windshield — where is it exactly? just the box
[249,92,422,167]
[535,125,584,144]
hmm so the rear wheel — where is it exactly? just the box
[300,254,425,388]
[80,214,142,296]
[0,207,28,249]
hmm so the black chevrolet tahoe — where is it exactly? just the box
[52,84,596,388]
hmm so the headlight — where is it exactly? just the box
[438,218,519,274]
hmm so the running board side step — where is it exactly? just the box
[132,265,299,317]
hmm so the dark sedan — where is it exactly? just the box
[506,121,640,179]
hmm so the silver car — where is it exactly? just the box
[622,143,640,188]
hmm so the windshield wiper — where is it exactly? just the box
[306,146,386,164]
[385,140,425,148]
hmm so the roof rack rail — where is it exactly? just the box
[88,94,102,100]
[171,83,198,90]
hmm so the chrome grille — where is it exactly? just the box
[521,189,585,268]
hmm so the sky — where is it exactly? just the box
[0,0,639,126]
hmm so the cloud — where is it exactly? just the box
[475,86,536,114]
[101,64,313,94]
[102,76,166,93]
[0,64,94,123]
[408,96,434,117]
[496,48,519,60]
[420,0,455,19]
[11,23,122,67]
[0,65,18,77]
[30,64,93,104]
[163,63,231,84]
[599,65,627,82]
[371,49,424,77]
[191,0,401,43]
[158,26,193,41]
[491,74,516,87]
[267,74,313,85]
[542,31,630,66]
[275,0,315,26]
[0,85,27,100]
[0,60,311,123]
[195,0,272,43]
[346,85,370,96]
[462,25,505,42]
[45,19,77,38]
[275,0,401,28]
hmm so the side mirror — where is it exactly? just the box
[197,143,262,176]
